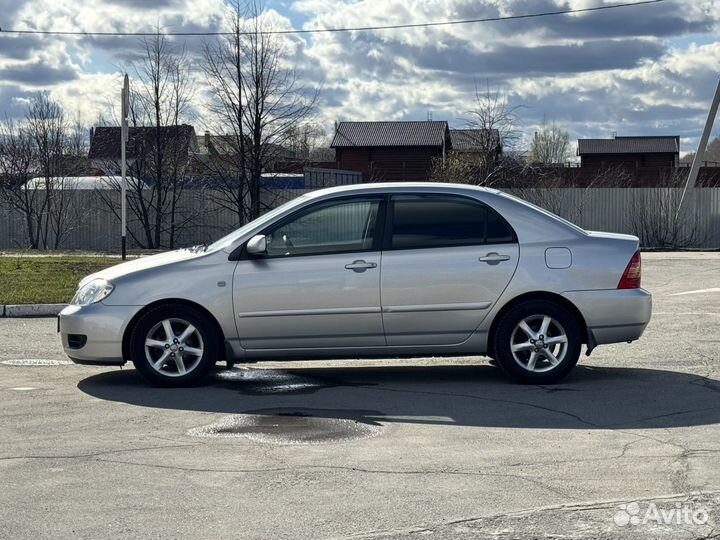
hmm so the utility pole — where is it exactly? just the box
[676,78,720,221]
[121,74,129,260]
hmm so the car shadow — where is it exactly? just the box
[77,363,720,430]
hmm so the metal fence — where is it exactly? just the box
[0,188,313,251]
[303,168,363,188]
[505,187,720,248]
[1,187,719,250]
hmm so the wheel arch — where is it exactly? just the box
[487,291,588,354]
[121,299,226,361]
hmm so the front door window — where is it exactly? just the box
[265,198,381,258]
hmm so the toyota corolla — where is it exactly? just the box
[59,183,652,386]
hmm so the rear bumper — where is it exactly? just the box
[563,288,652,345]
[59,303,136,365]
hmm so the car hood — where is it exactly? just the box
[80,249,207,286]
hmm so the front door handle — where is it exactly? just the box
[478,252,511,265]
[345,260,377,273]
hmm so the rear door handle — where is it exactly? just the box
[478,252,511,265]
[345,260,377,273]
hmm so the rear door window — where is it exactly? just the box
[389,195,516,250]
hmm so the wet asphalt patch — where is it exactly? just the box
[188,407,383,445]
[1,359,73,367]
[213,368,326,394]
[213,367,375,395]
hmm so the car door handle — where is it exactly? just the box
[478,252,511,265]
[345,260,377,272]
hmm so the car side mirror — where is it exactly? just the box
[246,234,267,256]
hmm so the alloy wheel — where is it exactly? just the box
[144,318,205,377]
[510,314,569,373]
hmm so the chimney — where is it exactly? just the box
[204,130,210,150]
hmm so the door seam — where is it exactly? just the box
[379,250,388,345]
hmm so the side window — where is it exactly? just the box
[264,198,381,257]
[486,208,515,244]
[390,195,515,249]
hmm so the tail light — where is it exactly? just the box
[618,250,641,289]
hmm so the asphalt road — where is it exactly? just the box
[1,252,719,539]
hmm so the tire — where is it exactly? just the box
[130,304,219,387]
[493,300,582,384]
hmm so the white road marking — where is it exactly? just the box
[654,312,720,315]
[0,359,72,366]
[10,387,37,391]
[670,288,720,296]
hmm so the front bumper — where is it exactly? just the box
[59,303,138,365]
[563,288,652,345]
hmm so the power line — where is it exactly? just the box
[0,0,666,37]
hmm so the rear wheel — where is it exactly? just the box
[494,300,582,384]
[130,304,219,387]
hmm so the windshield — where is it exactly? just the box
[207,194,311,252]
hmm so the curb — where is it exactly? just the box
[1,304,67,317]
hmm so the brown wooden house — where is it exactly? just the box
[449,128,501,157]
[88,124,197,177]
[330,121,450,182]
[577,136,680,169]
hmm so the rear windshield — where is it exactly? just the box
[496,190,587,235]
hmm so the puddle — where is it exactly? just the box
[214,368,334,395]
[1,359,73,367]
[188,408,383,445]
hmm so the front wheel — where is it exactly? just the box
[130,304,219,387]
[493,300,582,384]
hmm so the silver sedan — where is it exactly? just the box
[59,183,652,386]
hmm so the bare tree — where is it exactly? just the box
[530,118,572,165]
[0,117,42,248]
[433,82,521,186]
[308,145,335,162]
[284,122,328,161]
[134,32,195,249]
[27,93,68,248]
[0,93,84,249]
[430,153,485,184]
[681,136,720,166]
[201,0,250,225]
[466,82,521,186]
[66,110,88,157]
[163,47,195,248]
[202,0,317,225]
[629,169,707,248]
[707,137,720,162]
[97,33,195,249]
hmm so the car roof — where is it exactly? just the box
[308,182,501,199]
[305,182,587,241]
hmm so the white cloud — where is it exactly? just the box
[0,0,719,152]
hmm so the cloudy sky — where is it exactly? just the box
[0,0,718,154]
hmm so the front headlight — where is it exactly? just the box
[71,279,114,306]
